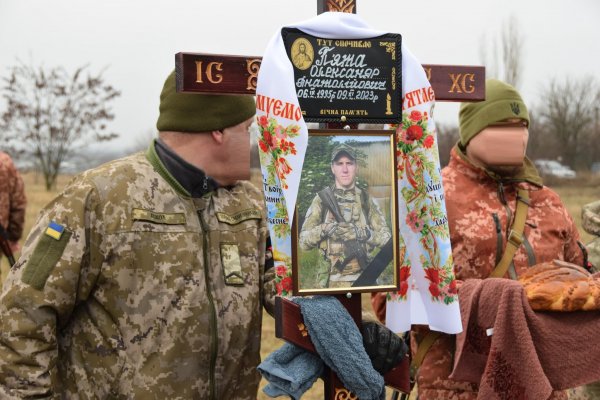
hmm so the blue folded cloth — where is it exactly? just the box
[258,342,323,399]
[258,296,385,400]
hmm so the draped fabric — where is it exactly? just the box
[256,12,461,334]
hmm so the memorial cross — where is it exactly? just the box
[175,1,485,398]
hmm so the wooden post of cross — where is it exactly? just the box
[174,1,484,398]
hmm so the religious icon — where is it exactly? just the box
[290,38,314,70]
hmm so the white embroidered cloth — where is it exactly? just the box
[256,12,462,334]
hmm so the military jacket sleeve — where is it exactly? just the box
[365,196,391,248]
[298,195,326,250]
[560,202,584,266]
[0,174,102,398]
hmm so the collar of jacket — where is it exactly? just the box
[451,144,543,188]
[146,139,218,198]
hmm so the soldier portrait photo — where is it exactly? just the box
[296,136,397,293]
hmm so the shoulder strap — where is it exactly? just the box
[490,189,530,278]
[410,331,442,379]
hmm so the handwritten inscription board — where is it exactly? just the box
[281,28,402,124]
[175,52,484,102]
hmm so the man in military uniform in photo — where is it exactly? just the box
[299,144,391,288]
[0,70,277,399]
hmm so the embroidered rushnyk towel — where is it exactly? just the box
[256,11,461,334]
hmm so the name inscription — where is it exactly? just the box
[281,29,402,124]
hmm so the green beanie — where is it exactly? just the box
[459,79,529,147]
[156,70,256,133]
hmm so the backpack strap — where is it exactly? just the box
[409,331,442,381]
[490,189,530,278]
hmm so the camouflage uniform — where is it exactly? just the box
[582,200,600,268]
[413,147,583,400]
[299,187,391,288]
[567,200,600,400]
[0,151,26,243]
[0,146,275,399]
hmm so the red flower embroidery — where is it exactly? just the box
[406,210,424,233]
[399,281,409,297]
[258,115,269,128]
[276,265,287,276]
[425,268,440,285]
[258,140,269,153]
[406,125,423,141]
[276,157,292,178]
[281,276,293,292]
[409,110,422,122]
[448,280,458,294]
[423,135,434,149]
[399,266,411,282]
[428,283,441,297]
[263,130,274,149]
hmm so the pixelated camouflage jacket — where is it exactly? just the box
[0,151,26,242]
[582,200,600,268]
[413,147,581,400]
[299,187,391,279]
[0,148,276,400]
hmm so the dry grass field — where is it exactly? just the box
[1,171,598,399]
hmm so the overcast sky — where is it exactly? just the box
[1,0,599,153]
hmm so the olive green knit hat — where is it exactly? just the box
[459,79,529,147]
[156,70,256,133]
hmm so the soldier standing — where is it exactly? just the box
[0,151,26,275]
[374,79,587,400]
[0,70,277,399]
[299,144,391,288]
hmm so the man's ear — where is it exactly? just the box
[211,129,225,144]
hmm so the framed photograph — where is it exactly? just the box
[292,130,399,295]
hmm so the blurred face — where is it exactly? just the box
[331,155,357,189]
[466,119,529,176]
[220,116,254,184]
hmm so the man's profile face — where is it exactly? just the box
[220,116,254,184]
[331,154,357,189]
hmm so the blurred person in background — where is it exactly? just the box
[0,150,26,280]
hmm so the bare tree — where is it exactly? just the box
[526,109,560,161]
[479,14,524,88]
[538,76,600,169]
[1,61,120,190]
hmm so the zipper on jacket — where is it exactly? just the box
[198,209,218,400]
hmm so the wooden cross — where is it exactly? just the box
[175,1,484,398]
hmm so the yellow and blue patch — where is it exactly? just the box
[45,221,65,240]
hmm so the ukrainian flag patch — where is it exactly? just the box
[45,221,65,240]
